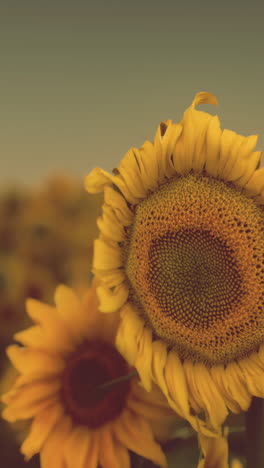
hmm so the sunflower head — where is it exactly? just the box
[86,92,264,433]
[1,284,174,468]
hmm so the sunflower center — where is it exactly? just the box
[148,229,243,326]
[61,340,130,428]
[126,173,264,365]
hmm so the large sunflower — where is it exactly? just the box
[1,284,175,468]
[86,92,264,434]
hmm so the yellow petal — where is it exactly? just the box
[82,431,100,468]
[224,361,251,411]
[165,353,215,437]
[2,395,58,422]
[78,288,120,343]
[258,342,264,364]
[238,354,264,397]
[134,327,153,392]
[151,341,168,398]
[2,379,61,409]
[93,268,126,289]
[183,360,204,414]
[25,298,75,348]
[113,409,167,468]
[64,425,92,468]
[54,285,85,344]
[21,402,64,460]
[184,362,228,431]
[54,284,80,319]
[244,166,264,195]
[93,238,123,270]
[161,123,182,178]
[173,92,218,175]
[99,426,130,468]
[116,304,144,366]
[154,121,182,181]
[86,167,139,205]
[196,364,228,430]
[6,345,65,377]
[128,380,175,429]
[97,205,125,242]
[116,147,148,199]
[218,129,243,177]
[14,324,74,354]
[191,92,218,108]
[198,429,229,468]
[164,350,191,418]
[237,150,262,188]
[133,144,159,191]
[205,115,222,177]
[222,134,259,182]
[104,186,133,226]
[85,167,114,194]
[210,365,242,414]
[97,284,129,313]
[40,416,72,468]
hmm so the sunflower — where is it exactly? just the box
[85,92,264,434]
[1,284,175,468]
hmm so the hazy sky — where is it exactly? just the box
[1,1,263,187]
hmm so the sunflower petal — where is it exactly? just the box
[244,166,264,195]
[116,147,148,199]
[21,402,64,460]
[116,304,144,366]
[113,410,167,468]
[224,361,251,411]
[93,238,122,270]
[93,268,126,289]
[40,416,72,468]
[97,205,125,242]
[99,426,130,468]
[134,327,153,392]
[2,396,59,422]
[198,430,229,468]
[2,379,61,408]
[210,365,242,414]
[205,115,222,177]
[14,324,74,354]
[6,345,65,377]
[104,186,133,226]
[64,426,92,468]
[97,284,129,313]
[184,362,228,431]
[85,168,114,194]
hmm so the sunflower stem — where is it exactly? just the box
[245,397,264,468]
[97,369,138,390]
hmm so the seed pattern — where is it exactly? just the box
[125,173,264,365]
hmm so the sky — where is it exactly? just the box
[1,1,264,187]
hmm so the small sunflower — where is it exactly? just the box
[86,92,264,433]
[1,285,174,468]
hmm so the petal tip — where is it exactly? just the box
[191,91,218,109]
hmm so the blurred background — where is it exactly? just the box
[0,1,263,186]
[0,1,263,466]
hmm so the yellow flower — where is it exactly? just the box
[85,92,264,434]
[1,285,174,468]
